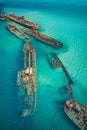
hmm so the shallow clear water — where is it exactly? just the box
[0,6,87,130]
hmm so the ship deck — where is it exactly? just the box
[17,42,36,117]
[64,101,87,130]
[8,25,30,42]
[24,30,63,48]
[48,52,73,84]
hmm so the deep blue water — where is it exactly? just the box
[0,3,87,130]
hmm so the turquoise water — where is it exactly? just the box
[0,7,87,130]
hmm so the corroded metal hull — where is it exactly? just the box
[48,52,73,84]
[17,42,36,117]
[64,100,87,130]
[25,30,63,48]
[0,13,39,30]
[47,52,63,68]
[7,24,30,42]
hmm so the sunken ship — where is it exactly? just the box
[64,100,87,130]
[7,24,30,42]
[17,42,36,117]
[47,52,73,84]
[0,13,39,30]
[24,30,63,48]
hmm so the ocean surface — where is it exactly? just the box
[0,5,87,130]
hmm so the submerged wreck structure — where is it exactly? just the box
[8,24,63,48]
[48,52,73,100]
[48,52,63,68]
[8,24,30,42]
[17,42,36,117]
[64,100,87,130]
[59,85,73,100]
[48,52,73,84]
[0,13,39,30]
[24,30,63,48]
